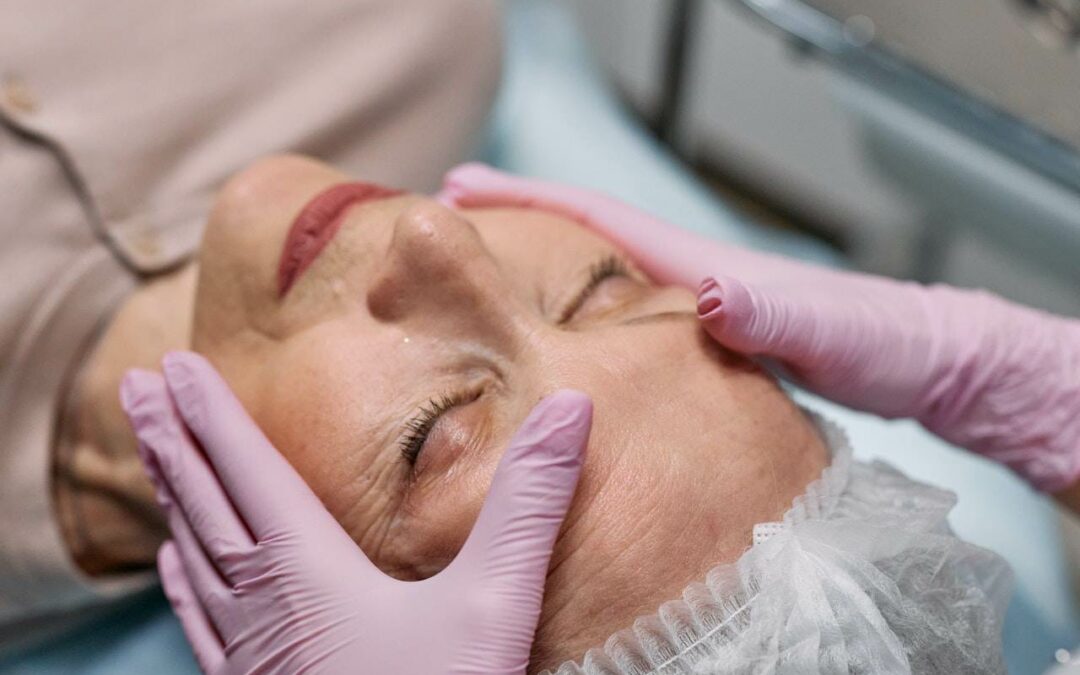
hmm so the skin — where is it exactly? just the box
[56,265,194,574]
[186,154,828,669]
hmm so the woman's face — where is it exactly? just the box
[192,155,826,668]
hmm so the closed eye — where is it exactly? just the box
[557,255,631,324]
[399,387,483,468]
[399,395,459,466]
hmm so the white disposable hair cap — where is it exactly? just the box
[543,413,1013,675]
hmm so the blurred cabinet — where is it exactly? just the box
[558,0,672,118]
[565,0,919,271]
[564,0,1080,317]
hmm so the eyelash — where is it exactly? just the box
[399,255,629,467]
[400,394,461,466]
[558,254,630,324]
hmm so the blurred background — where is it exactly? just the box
[563,0,1080,319]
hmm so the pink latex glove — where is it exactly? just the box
[119,351,592,674]
[440,163,1080,493]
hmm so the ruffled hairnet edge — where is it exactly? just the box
[540,411,1012,675]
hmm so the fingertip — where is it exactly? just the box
[433,188,459,207]
[541,389,593,425]
[119,373,175,469]
[162,350,211,386]
[117,374,172,497]
[162,351,225,433]
[697,281,722,317]
[439,163,517,207]
[442,161,500,187]
[529,389,594,447]
[118,368,167,415]
[157,541,193,611]
[157,540,181,580]
[697,275,762,348]
[697,275,750,318]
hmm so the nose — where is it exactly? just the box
[366,201,526,348]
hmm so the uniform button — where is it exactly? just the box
[2,75,38,115]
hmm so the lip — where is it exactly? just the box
[278,181,404,297]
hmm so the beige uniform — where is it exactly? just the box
[0,0,500,647]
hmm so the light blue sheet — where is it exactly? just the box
[4,1,1075,673]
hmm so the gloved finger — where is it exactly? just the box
[158,541,226,675]
[155,475,240,641]
[438,163,587,215]
[697,274,875,403]
[697,275,828,360]
[160,352,384,578]
[438,163,803,289]
[119,379,233,625]
[120,370,256,581]
[453,390,590,633]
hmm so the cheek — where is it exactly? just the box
[389,433,502,578]
[249,346,416,571]
[263,403,406,567]
[385,393,510,576]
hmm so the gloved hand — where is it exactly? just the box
[120,351,592,675]
[439,163,1080,494]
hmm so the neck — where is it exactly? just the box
[55,263,197,575]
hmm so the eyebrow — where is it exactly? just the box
[277,181,404,298]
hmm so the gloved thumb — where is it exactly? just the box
[453,389,591,604]
[436,163,597,227]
